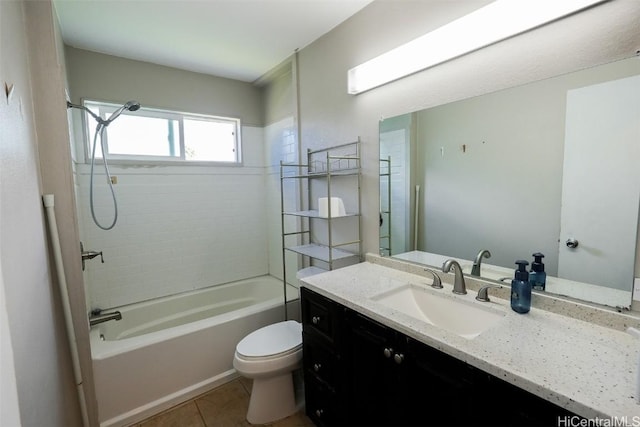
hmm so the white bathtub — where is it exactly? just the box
[90,275,295,427]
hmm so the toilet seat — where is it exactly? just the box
[236,320,302,360]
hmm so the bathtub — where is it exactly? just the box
[90,275,297,427]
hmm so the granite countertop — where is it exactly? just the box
[300,261,640,420]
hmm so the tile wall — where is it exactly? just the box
[77,125,277,309]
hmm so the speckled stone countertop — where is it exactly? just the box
[300,261,640,420]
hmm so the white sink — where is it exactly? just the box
[370,284,506,339]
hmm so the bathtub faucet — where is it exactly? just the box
[89,309,122,327]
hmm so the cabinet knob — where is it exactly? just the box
[315,409,324,418]
[383,347,393,358]
[394,353,405,364]
[313,363,322,372]
[312,316,321,325]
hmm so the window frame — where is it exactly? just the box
[82,100,243,166]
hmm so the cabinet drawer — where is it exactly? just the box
[347,308,396,346]
[304,377,345,426]
[301,287,341,344]
[303,332,340,388]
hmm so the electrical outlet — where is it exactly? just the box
[633,278,640,302]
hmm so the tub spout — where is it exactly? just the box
[89,311,122,327]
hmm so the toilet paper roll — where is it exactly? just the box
[318,197,346,218]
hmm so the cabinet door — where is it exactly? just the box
[486,375,578,426]
[407,338,486,426]
[346,311,410,425]
[301,287,343,346]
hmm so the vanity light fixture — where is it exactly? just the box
[347,0,607,95]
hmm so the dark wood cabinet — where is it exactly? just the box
[301,287,577,426]
[346,310,410,425]
[301,287,347,426]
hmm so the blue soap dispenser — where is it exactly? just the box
[529,252,546,291]
[511,260,531,314]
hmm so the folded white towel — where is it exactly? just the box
[318,197,346,218]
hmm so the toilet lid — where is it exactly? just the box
[236,321,302,358]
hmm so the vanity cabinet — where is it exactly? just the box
[301,287,579,426]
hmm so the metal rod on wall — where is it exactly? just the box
[414,185,420,251]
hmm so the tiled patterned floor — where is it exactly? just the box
[131,377,314,427]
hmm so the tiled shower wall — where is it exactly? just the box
[264,117,299,285]
[78,126,272,309]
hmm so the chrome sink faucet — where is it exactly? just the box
[471,249,491,276]
[442,259,466,295]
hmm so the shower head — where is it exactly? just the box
[66,100,141,126]
[104,100,141,125]
[123,101,141,112]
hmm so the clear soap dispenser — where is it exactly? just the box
[511,260,531,314]
[529,252,546,291]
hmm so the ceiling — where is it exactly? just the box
[53,0,373,83]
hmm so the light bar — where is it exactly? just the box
[347,0,606,94]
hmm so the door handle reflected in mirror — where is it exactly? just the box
[566,239,579,249]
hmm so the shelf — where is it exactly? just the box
[286,243,359,262]
[296,266,328,279]
[283,209,360,219]
[281,140,362,320]
[281,168,360,179]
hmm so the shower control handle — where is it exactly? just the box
[80,242,104,271]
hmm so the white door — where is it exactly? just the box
[558,75,640,294]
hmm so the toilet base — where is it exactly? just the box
[247,372,296,424]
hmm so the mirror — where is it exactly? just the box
[379,56,640,309]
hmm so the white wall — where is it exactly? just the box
[295,0,640,259]
[0,269,21,427]
[65,47,263,126]
[0,0,84,425]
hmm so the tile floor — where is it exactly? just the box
[131,378,314,427]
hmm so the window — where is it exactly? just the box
[84,101,241,164]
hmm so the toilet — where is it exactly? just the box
[233,320,303,424]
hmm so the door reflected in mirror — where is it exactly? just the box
[379,56,640,309]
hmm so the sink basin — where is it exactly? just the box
[370,284,505,339]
